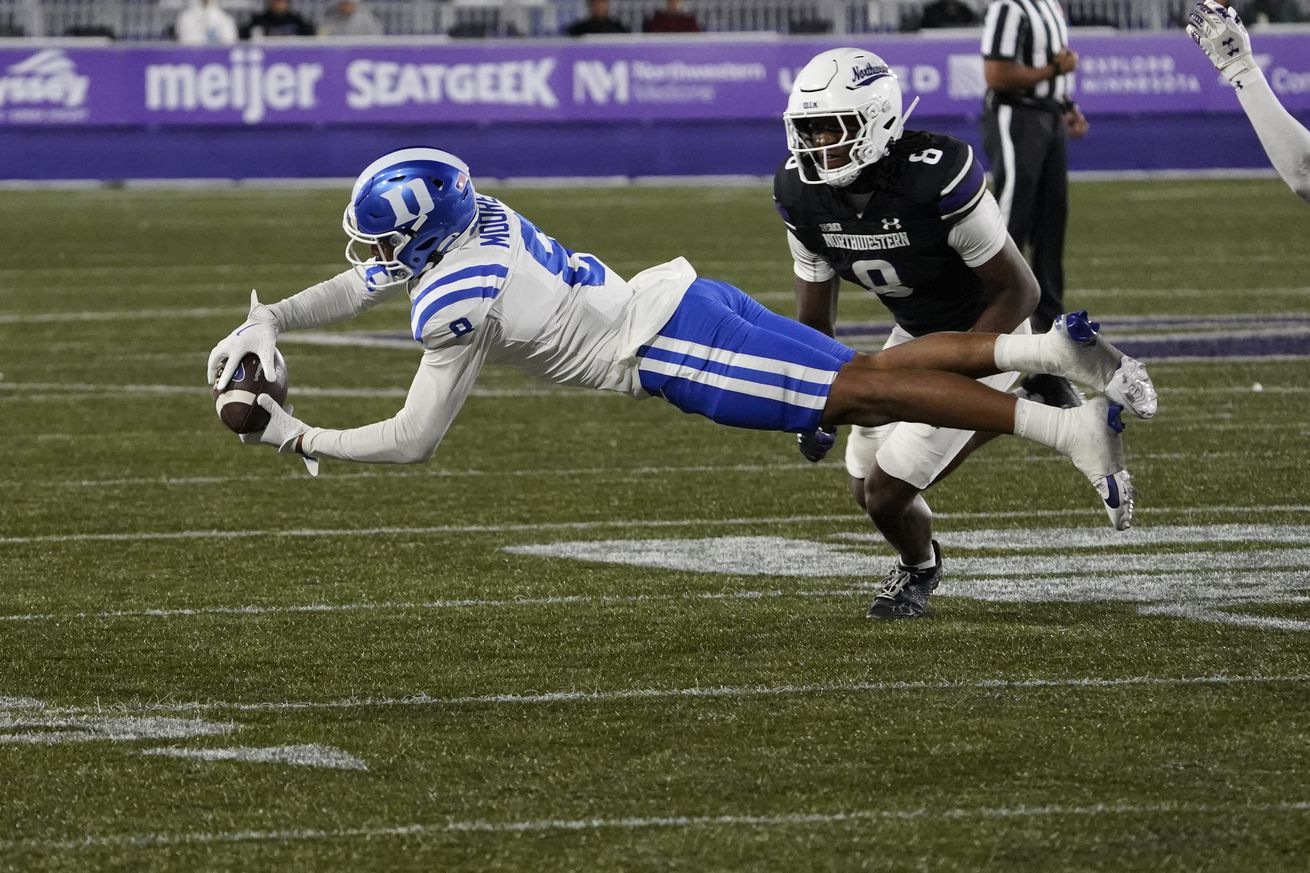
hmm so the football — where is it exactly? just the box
[212,350,289,434]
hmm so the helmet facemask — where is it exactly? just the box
[784,48,919,188]
[343,207,418,290]
[785,94,918,187]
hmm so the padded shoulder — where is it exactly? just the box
[773,156,807,226]
[409,249,510,349]
[885,132,979,205]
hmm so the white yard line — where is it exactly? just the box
[141,744,367,771]
[9,674,1310,719]
[0,588,854,624]
[0,442,1296,489]
[4,507,1310,547]
[3,798,1309,852]
[2,462,826,490]
[0,383,574,401]
[2,549,1307,624]
[0,453,1243,491]
[0,514,857,546]
[0,307,242,325]
[2,380,1307,406]
[1138,604,1310,632]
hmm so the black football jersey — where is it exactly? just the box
[774,132,992,336]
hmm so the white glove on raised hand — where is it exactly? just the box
[239,395,320,477]
[208,289,280,391]
[1187,0,1258,88]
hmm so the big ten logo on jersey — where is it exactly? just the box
[383,179,436,231]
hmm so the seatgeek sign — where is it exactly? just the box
[2,33,1309,127]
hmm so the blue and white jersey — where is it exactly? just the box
[408,195,685,391]
[293,195,692,464]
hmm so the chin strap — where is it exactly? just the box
[899,96,920,133]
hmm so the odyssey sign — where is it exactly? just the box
[0,49,89,122]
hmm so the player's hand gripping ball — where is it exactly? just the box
[212,349,289,434]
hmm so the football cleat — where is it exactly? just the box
[1062,397,1135,530]
[1049,311,1158,420]
[866,541,942,619]
[1018,372,1084,409]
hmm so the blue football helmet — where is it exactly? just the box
[343,147,478,290]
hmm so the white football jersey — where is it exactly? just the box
[274,195,693,464]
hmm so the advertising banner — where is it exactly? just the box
[3,33,1310,129]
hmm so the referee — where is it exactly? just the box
[980,0,1089,406]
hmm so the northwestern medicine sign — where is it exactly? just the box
[2,34,1309,128]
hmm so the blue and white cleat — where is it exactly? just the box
[1050,311,1158,420]
[1063,396,1135,530]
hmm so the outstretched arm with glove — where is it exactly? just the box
[1188,0,1310,204]
[207,270,400,390]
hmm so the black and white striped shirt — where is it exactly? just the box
[981,0,1072,103]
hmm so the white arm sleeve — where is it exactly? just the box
[947,190,1009,267]
[787,230,836,283]
[266,270,404,332]
[300,330,493,464]
[1237,70,1310,204]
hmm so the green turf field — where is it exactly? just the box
[1,178,1308,871]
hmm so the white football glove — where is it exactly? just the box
[208,289,280,391]
[1187,0,1258,88]
[240,395,320,477]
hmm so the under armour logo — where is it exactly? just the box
[881,217,901,230]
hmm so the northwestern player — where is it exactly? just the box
[776,48,1059,618]
[1188,0,1310,204]
[208,149,1156,593]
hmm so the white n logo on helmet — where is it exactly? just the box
[380,179,436,232]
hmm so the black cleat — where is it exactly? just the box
[866,541,943,620]
[1019,372,1084,409]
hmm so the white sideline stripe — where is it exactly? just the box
[3,379,1309,404]
[13,674,1310,719]
[0,514,856,546]
[1138,603,1310,632]
[0,307,241,325]
[3,452,1297,491]
[6,507,1310,547]
[1153,384,1310,395]
[0,713,234,745]
[836,521,1310,550]
[2,559,1307,624]
[1106,327,1310,343]
[5,799,1310,852]
[12,461,823,490]
[0,588,855,623]
[0,262,339,277]
[0,382,573,400]
[141,744,368,771]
